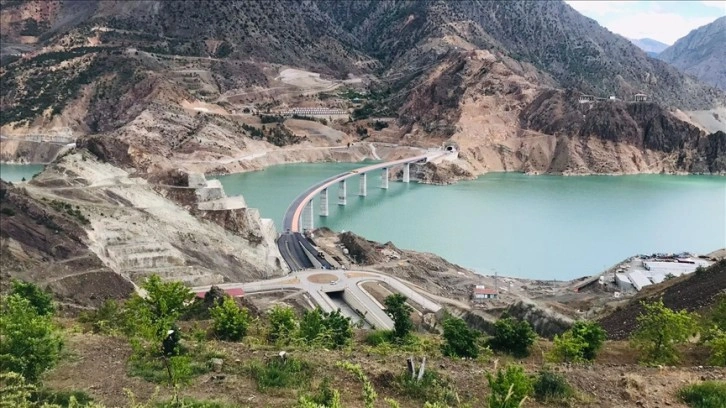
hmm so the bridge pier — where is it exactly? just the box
[359,173,367,196]
[381,168,389,189]
[306,200,314,230]
[338,180,347,205]
[403,163,410,183]
[320,188,329,217]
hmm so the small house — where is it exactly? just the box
[472,285,498,301]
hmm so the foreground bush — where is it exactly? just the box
[441,316,480,358]
[488,317,536,358]
[210,296,250,341]
[549,321,606,363]
[0,294,63,381]
[299,308,353,349]
[630,299,698,365]
[249,357,311,391]
[533,370,573,403]
[486,364,532,408]
[679,381,726,408]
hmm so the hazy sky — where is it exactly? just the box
[565,0,726,44]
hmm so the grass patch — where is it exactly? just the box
[395,368,458,405]
[128,356,210,384]
[154,397,239,408]
[248,357,312,391]
[31,389,94,406]
[679,381,726,408]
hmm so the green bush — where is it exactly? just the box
[488,317,537,358]
[267,305,298,345]
[678,381,726,408]
[550,321,606,363]
[10,280,54,316]
[365,330,394,346]
[533,370,573,403]
[630,298,698,365]
[248,357,311,391]
[441,316,480,358]
[78,299,124,334]
[0,294,63,381]
[486,364,533,408]
[395,368,457,405]
[210,296,250,342]
[299,308,353,349]
[384,294,413,341]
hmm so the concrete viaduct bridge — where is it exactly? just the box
[277,149,451,271]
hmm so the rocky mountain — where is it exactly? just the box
[658,16,726,91]
[630,38,669,56]
[0,0,724,178]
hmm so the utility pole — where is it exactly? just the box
[494,270,499,295]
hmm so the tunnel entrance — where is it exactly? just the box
[326,290,371,328]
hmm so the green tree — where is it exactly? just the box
[299,308,353,349]
[123,275,194,385]
[486,364,532,408]
[441,316,480,358]
[210,296,250,341]
[383,294,413,341]
[550,321,606,363]
[10,280,54,316]
[268,305,298,344]
[0,294,63,382]
[488,317,536,358]
[630,298,698,365]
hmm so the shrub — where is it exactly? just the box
[210,296,250,342]
[299,308,353,349]
[0,294,63,381]
[550,321,606,363]
[396,368,457,405]
[78,299,124,334]
[533,370,573,403]
[486,364,532,408]
[384,294,413,341]
[707,332,726,366]
[267,305,298,345]
[488,317,536,358]
[678,381,726,408]
[249,357,311,391]
[10,280,54,316]
[365,329,394,346]
[441,316,480,358]
[630,298,698,365]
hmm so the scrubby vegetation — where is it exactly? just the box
[549,321,606,363]
[679,381,726,408]
[488,317,537,357]
[630,298,698,365]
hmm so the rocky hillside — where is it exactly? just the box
[0,178,134,309]
[658,16,726,91]
[1,0,724,177]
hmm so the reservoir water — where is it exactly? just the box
[216,163,726,280]
[0,163,45,183]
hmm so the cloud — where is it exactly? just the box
[604,12,717,44]
[700,1,726,13]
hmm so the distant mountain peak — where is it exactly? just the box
[629,38,670,54]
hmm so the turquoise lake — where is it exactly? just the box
[0,163,45,183]
[216,163,726,280]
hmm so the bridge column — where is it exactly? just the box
[403,163,410,183]
[338,180,347,205]
[320,188,329,217]
[381,168,389,189]
[359,173,367,196]
[306,200,314,230]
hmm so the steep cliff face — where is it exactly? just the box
[658,16,726,91]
